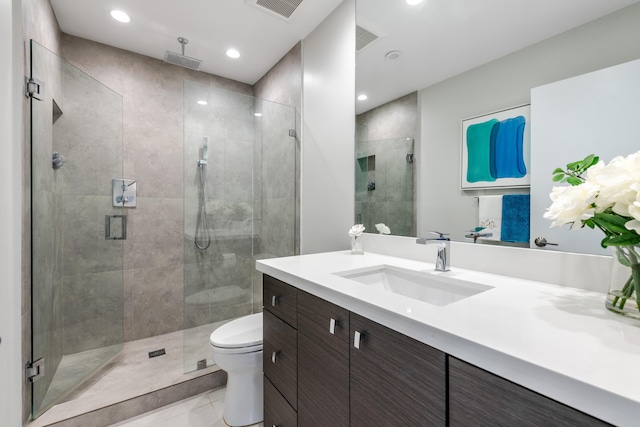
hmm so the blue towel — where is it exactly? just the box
[501,194,530,243]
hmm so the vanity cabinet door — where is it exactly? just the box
[349,313,447,427]
[448,357,610,427]
[297,291,350,427]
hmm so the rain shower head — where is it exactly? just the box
[164,37,202,71]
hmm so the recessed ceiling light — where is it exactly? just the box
[357,94,368,101]
[226,49,240,59]
[406,0,424,5]
[110,10,130,23]
[254,113,262,117]
[197,100,208,105]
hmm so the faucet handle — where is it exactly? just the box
[427,231,450,240]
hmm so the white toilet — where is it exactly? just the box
[209,312,263,426]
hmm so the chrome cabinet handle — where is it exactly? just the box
[354,331,362,349]
[534,237,559,247]
[329,318,336,334]
[271,295,278,307]
[271,351,280,364]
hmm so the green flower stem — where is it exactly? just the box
[628,250,640,311]
[611,246,640,312]
[613,275,633,306]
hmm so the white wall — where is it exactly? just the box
[300,0,355,254]
[0,0,23,425]
[417,4,640,242]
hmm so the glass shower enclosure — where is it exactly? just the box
[30,41,124,417]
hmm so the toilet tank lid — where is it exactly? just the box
[209,312,263,348]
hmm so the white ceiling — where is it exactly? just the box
[50,0,343,84]
[356,0,640,114]
[50,0,640,114]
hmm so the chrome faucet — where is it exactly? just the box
[416,231,450,272]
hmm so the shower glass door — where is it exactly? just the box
[30,41,124,418]
[182,81,297,372]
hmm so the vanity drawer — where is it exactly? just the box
[264,275,297,327]
[263,309,298,409]
[264,376,297,427]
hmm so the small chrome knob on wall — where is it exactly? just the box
[534,237,559,247]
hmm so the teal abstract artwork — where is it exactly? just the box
[462,105,530,189]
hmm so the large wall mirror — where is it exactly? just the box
[355,0,640,255]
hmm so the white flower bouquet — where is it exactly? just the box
[349,224,365,254]
[348,224,366,237]
[544,151,640,318]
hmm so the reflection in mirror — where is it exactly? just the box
[355,92,417,236]
[355,0,640,254]
[355,136,415,237]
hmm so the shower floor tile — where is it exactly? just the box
[28,321,228,427]
[110,388,264,427]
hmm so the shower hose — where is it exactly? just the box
[195,162,211,250]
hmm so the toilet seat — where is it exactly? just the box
[210,313,263,353]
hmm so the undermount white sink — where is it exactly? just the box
[335,265,493,306]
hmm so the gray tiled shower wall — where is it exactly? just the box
[58,33,298,346]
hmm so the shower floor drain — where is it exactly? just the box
[148,348,166,358]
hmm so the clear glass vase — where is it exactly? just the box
[351,236,364,255]
[605,245,640,320]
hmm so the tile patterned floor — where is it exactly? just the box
[110,387,263,427]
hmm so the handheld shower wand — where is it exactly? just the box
[198,136,208,166]
[195,136,211,250]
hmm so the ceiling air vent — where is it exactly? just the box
[356,25,379,51]
[247,0,304,21]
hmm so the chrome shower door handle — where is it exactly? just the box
[105,215,127,240]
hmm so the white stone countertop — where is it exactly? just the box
[256,250,640,426]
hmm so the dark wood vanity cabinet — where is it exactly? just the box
[263,275,608,427]
[448,357,610,427]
